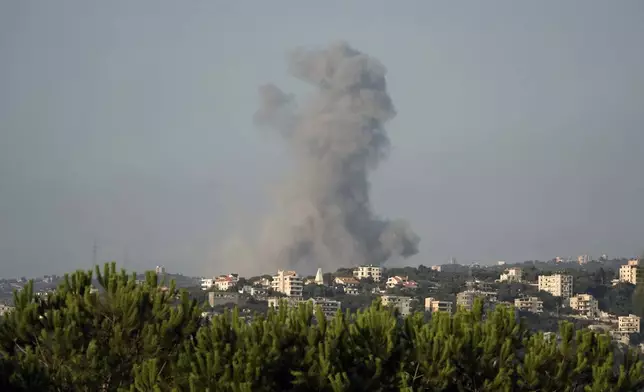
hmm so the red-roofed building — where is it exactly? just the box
[386,275,407,288]
[402,281,418,290]
[214,274,239,291]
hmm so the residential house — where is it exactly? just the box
[334,276,359,287]
[386,276,417,289]
[214,274,239,291]
[353,265,382,282]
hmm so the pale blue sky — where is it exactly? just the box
[1,1,643,277]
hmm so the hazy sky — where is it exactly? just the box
[1,1,643,278]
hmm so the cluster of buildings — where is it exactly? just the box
[266,269,340,319]
[196,258,642,344]
[201,273,240,292]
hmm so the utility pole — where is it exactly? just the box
[92,240,98,271]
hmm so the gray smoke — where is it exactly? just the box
[253,41,419,272]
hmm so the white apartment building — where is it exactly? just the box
[577,255,590,265]
[514,297,543,313]
[200,278,214,291]
[424,297,453,313]
[499,268,523,283]
[619,259,639,285]
[618,314,641,334]
[569,294,599,317]
[456,290,497,311]
[380,295,412,317]
[353,265,382,282]
[537,274,573,298]
[272,270,303,297]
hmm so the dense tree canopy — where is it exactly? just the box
[1,263,643,391]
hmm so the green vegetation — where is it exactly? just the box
[1,263,643,391]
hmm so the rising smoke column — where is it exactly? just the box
[253,41,419,272]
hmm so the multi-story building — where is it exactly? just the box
[577,255,590,265]
[456,290,497,311]
[310,298,342,319]
[208,292,241,307]
[618,314,641,334]
[619,259,639,285]
[272,270,303,297]
[514,297,543,313]
[267,297,341,319]
[343,287,359,295]
[353,265,382,282]
[499,268,523,283]
[424,297,453,313]
[569,294,599,317]
[200,278,214,291]
[380,295,412,317]
[538,274,573,298]
[431,265,442,272]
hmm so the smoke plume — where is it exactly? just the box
[252,41,419,273]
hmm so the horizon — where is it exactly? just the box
[7,253,641,280]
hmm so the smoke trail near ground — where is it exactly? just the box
[252,41,419,273]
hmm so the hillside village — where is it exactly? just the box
[198,257,644,349]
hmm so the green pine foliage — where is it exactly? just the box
[1,263,643,391]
